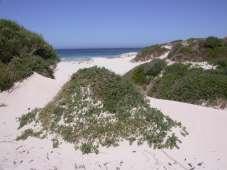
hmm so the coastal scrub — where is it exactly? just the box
[0,19,59,91]
[17,67,185,154]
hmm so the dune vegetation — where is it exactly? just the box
[17,67,185,154]
[0,19,59,91]
[124,59,167,91]
[134,45,168,61]
[134,36,227,64]
[167,37,227,65]
[127,36,227,108]
[149,63,227,107]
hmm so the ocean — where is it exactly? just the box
[56,48,140,61]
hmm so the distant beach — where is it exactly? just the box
[56,48,141,61]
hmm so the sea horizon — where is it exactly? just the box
[56,47,141,61]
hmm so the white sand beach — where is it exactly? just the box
[0,53,227,170]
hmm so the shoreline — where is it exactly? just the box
[0,54,227,170]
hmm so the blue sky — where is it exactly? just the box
[0,0,227,48]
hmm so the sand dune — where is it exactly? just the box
[0,54,227,170]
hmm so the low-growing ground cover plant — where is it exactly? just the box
[17,67,185,154]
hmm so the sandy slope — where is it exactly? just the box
[0,54,227,170]
[149,97,227,170]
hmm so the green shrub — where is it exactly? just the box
[202,37,227,69]
[80,143,99,154]
[205,37,223,49]
[0,19,59,91]
[134,45,168,61]
[149,63,227,104]
[214,58,227,68]
[144,59,167,76]
[132,67,147,85]
[126,59,166,86]
[0,62,12,90]
[18,110,37,129]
